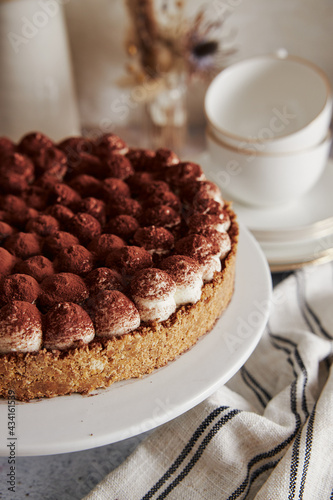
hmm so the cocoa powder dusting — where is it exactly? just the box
[18,132,53,158]
[15,255,54,282]
[159,255,201,286]
[87,290,140,337]
[101,154,134,180]
[4,232,41,259]
[69,213,102,244]
[106,246,152,275]
[39,273,89,309]
[44,231,79,257]
[0,221,14,241]
[104,215,140,240]
[175,234,220,260]
[85,267,124,294]
[25,215,60,236]
[130,268,176,300]
[55,244,94,275]
[43,302,95,350]
[0,301,42,352]
[0,130,234,357]
[1,273,40,303]
[133,226,174,252]
[88,233,125,261]
[0,248,17,276]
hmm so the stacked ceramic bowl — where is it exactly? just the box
[205,53,332,208]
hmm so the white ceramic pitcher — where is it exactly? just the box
[0,0,80,141]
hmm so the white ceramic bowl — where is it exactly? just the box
[206,127,332,207]
[205,54,332,154]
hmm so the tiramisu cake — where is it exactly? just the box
[0,132,238,400]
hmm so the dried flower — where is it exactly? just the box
[183,8,236,79]
[125,0,160,78]
[124,0,234,84]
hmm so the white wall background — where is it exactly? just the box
[64,0,333,134]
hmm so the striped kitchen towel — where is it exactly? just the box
[84,262,333,500]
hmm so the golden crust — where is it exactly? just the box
[0,209,238,401]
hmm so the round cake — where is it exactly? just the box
[0,132,238,401]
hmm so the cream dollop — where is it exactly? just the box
[44,302,95,350]
[159,255,203,305]
[0,301,42,353]
[174,234,222,281]
[87,290,140,337]
[191,227,231,259]
[188,213,231,234]
[130,268,177,322]
[200,255,222,281]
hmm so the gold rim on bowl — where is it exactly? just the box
[206,125,332,158]
[205,54,332,145]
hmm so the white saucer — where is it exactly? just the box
[196,153,333,272]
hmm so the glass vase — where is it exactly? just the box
[145,72,187,154]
